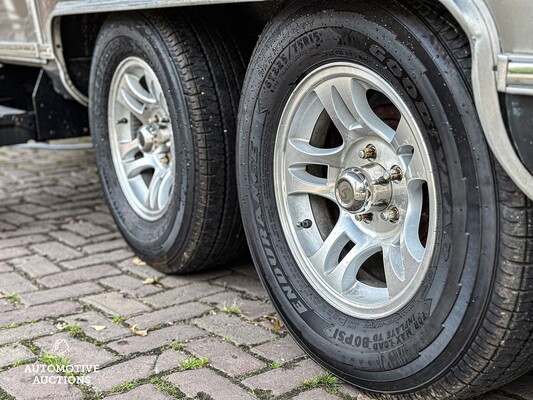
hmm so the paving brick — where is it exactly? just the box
[34,332,117,367]
[0,299,15,313]
[107,324,204,355]
[0,262,12,273]
[202,291,275,320]
[230,263,259,277]
[49,230,88,247]
[80,212,116,227]
[0,321,56,345]
[36,208,92,221]
[21,282,103,306]
[106,384,174,400]
[0,363,84,399]
[0,271,38,294]
[154,348,189,372]
[187,337,265,377]
[294,388,343,400]
[10,255,61,277]
[0,212,34,225]
[339,383,362,399]
[242,359,324,396]
[99,274,162,297]
[0,223,56,239]
[61,311,131,342]
[501,372,533,400]
[165,368,254,400]
[0,300,83,328]
[193,314,276,345]
[0,343,36,367]
[39,264,121,288]
[158,269,230,288]
[0,246,31,261]
[212,273,269,299]
[63,221,109,237]
[82,239,127,254]
[0,234,48,250]
[82,292,150,317]
[144,282,225,308]
[31,241,84,261]
[61,249,133,269]
[9,204,50,216]
[251,336,306,363]
[126,302,212,329]
[117,258,167,280]
[88,355,158,392]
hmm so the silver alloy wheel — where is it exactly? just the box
[108,57,174,221]
[274,62,437,319]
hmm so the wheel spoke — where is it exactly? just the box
[119,138,141,160]
[123,156,156,179]
[286,168,336,202]
[124,73,156,105]
[286,139,344,169]
[146,167,171,210]
[309,214,366,274]
[404,180,425,263]
[333,241,378,294]
[314,78,395,143]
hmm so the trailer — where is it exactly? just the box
[1,0,533,398]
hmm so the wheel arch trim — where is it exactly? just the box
[439,0,533,199]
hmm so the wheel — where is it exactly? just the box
[237,0,533,397]
[89,10,246,273]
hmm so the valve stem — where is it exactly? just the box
[296,219,313,229]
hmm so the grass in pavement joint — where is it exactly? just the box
[179,356,208,371]
[39,353,72,376]
[221,302,241,316]
[301,373,340,394]
[112,316,126,324]
[63,323,83,337]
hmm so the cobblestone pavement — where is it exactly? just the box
[0,141,531,400]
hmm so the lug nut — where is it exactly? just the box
[383,165,403,182]
[149,116,159,124]
[296,219,313,229]
[381,207,400,223]
[355,213,373,223]
[358,145,376,160]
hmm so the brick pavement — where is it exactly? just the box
[0,141,531,399]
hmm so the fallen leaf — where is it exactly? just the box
[56,322,68,330]
[133,257,146,266]
[91,325,106,331]
[143,277,158,285]
[130,325,148,337]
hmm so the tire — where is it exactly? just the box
[237,0,533,398]
[89,10,247,273]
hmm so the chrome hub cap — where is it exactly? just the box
[108,57,174,221]
[274,62,437,319]
[335,163,392,214]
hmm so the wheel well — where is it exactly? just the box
[58,2,276,97]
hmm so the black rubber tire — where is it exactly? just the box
[237,0,533,398]
[89,10,247,273]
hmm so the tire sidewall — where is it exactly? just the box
[238,0,497,391]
